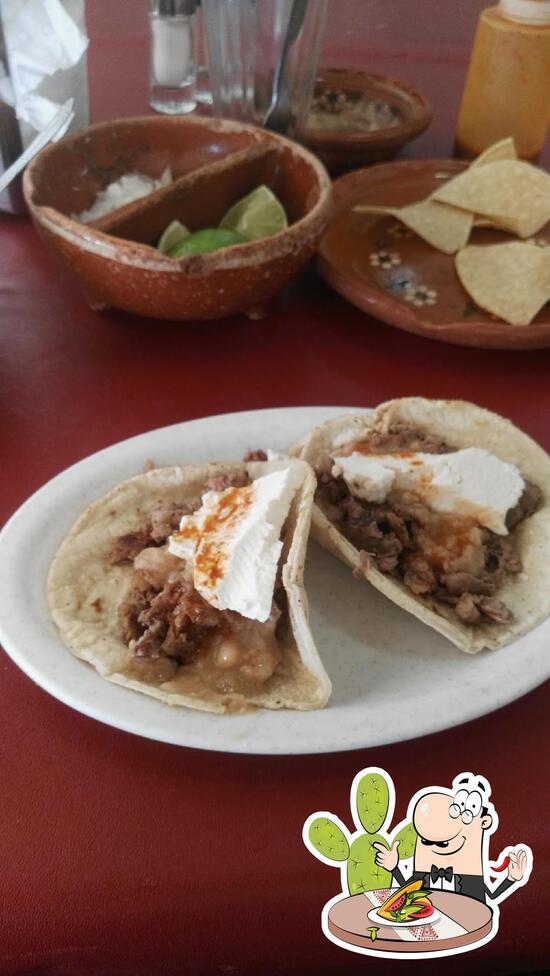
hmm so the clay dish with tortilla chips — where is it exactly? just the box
[317,138,550,348]
[297,398,550,654]
[47,458,331,714]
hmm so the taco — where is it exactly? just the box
[47,458,331,713]
[378,880,434,923]
[298,399,550,653]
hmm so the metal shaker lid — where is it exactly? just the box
[157,0,198,16]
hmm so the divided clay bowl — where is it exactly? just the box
[23,116,331,320]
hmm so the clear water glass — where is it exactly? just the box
[194,6,213,107]
[201,0,328,138]
[194,66,212,107]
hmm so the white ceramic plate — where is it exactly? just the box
[1,406,549,755]
[367,906,441,928]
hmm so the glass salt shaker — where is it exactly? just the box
[149,0,198,115]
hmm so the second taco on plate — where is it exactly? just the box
[298,398,550,653]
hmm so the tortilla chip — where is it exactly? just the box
[432,160,550,238]
[472,217,503,228]
[353,139,522,253]
[47,459,331,713]
[470,137,517,167]
[354,199,473,254]
[472,141,518,229]
[297,399,550,654]
[456,242,550,326]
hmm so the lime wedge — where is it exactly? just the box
[158,220,190,254]
[168,228,248,257]
[219,185,288,241]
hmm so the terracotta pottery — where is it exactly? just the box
[23,115,331,321]
[317,159,550,350]
[303,70,432,175]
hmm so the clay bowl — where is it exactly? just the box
[303,69,432,175]
[23,115,331,320]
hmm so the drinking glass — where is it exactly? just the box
[201,0,328,138]
[194,3,213,107]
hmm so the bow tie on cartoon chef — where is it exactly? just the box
[374,773,531,904]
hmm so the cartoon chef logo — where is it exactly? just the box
[303,767,533,960]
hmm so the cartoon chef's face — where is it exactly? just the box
[413,784,493,876]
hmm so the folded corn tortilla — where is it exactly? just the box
[297,398,550,653]
[47,458,331,712]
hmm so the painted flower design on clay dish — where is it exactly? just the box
[387,222,414,239]
[403,284,438,307]
[369,249,402,269]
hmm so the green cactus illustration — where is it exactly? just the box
[306,769,418,897]
[347,833,392,893]
[308,817,350,861]
[391,821,417,860]
[356,772,390,834]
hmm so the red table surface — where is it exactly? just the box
[1,4,549,974]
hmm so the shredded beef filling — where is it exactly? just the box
[117,561,283,693]
[243,449,268,462]
[108,529,154,565]
[109,472,284,696]
[119,571,223,663]
[506,480,541,529]
[107,474,250,565]
[337,423,450,458]
[107,503,191,565]
[316,425,541,627]
[203,470,249,493]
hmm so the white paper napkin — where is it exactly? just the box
[0,0,88,139]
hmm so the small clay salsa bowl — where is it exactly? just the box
[23,115,331,320]
[303,69,432,175]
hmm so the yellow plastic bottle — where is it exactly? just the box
[455,0,550,160]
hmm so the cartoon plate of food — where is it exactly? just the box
[367,880,441,927]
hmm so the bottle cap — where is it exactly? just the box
[499,0,550,24]
[156,0,197,15]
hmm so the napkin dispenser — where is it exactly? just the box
[0,0,89,214]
